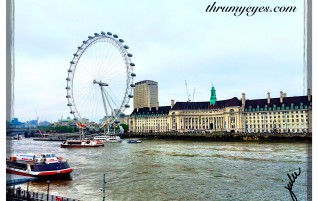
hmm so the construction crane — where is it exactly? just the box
[185,80,191,102]
[185,80,196,102]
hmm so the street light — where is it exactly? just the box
[99,174,107,201]
[26,181,29,198]
[47,180,50,201]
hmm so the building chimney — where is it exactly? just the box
[171,99,175,109]
[241,93,246,106]
[149,103,151,111]
[137,107,139,112]
[308,88,311,102]
[156,102,159,111]
[267,92,270,104]
[280,91,284,103]
[283,93,287,97]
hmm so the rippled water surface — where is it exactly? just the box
[7,138,311,201]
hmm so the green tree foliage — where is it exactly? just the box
[37,125,78,133]
[120,124,129,131]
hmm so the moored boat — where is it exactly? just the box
[60,139,104,148]
[6,135,22,140]
[6,153,73,179]
[127,139,142,143]
[93,135,122,143]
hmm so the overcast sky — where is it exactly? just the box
[12,0,307,123]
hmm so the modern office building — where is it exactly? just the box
[9,118,25,128]
[129,86,312,134]
[133,80,158,109]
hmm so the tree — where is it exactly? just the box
[120,124,129,132]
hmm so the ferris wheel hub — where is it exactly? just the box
[93,79,108,86]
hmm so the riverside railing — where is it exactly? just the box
[6,186,80,201]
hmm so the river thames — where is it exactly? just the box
[6,138,311,201]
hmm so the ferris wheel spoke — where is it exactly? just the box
[104,88,120,111]
[100,87,109,117]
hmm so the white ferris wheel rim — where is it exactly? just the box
[65,31,136,125]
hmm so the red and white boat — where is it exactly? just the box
[6,153,73,179]
[60,139,104,148]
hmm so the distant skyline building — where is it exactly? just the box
[10,118,25,128]
[9,117,40,128]
[133,80,158,109]
[30,119,38,126]
[39,121,51,127]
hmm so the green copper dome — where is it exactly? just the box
[210,85,217,106]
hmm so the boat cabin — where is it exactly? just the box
[11,153,61,164]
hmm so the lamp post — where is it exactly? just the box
[100,174,106,201]
[26,181,29,198]
[47,180,50,201]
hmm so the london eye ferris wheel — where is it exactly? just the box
[65,31,136,129]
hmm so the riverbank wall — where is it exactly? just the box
[30,132,311,142]
[121,132,312,142]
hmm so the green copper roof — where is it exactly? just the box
[210,85,217,105]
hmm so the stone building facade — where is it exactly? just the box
[129,104,171,133]
[129,86,312,134]
[243,90,312,133]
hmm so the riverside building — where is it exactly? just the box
[166,85,244,133]
[243,89,312,134]
[129,86,312,134]
[129,102,171,133]
[133,80,158,109]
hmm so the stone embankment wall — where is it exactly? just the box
[122,132,311,142]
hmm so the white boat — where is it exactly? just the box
[93,135,122,143]
[61,139,104,148]
[6,153,73,179]
[6,135,22,140]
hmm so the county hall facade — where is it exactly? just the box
[129,86,312,134]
